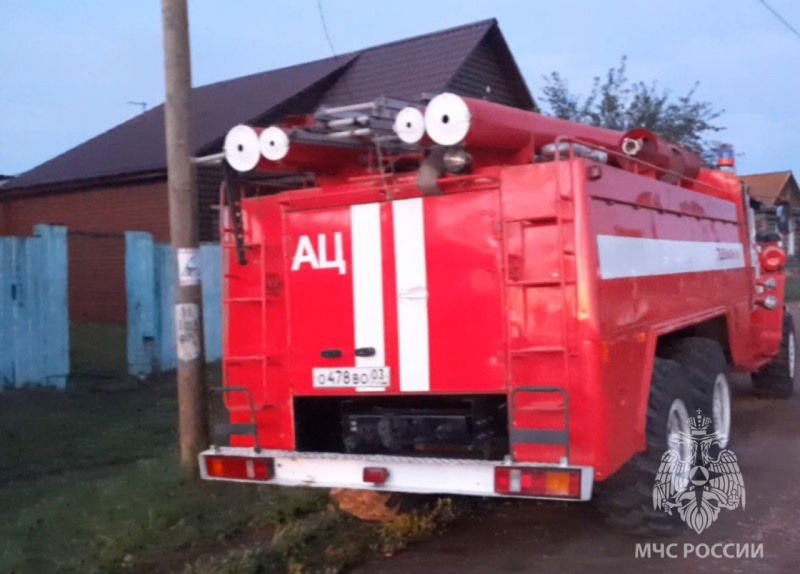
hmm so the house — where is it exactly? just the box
[740,171,800,257]
[0,19,534,327]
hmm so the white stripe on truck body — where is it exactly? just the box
[392,198,431,392]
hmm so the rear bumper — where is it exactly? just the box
[199,447,594,501]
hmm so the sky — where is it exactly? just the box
[1,0,799,178]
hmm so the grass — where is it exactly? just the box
[70,323,128,376]
[0,374,462,573]
[184,498,466,574]
[0,383,174,485]
[2,454,328,573]
[0,378,328,573]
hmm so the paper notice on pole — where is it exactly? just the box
[175,303,201,362]
[178,248,201,286]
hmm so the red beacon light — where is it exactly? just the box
[717,144,736,172]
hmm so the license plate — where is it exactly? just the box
[312,367,390,389]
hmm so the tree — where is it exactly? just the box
[540,57,725,163]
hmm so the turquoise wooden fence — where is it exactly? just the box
[125,233,221,376]
[0,225,69,389]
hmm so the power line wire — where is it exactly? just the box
[315,0,355,100]
[756,0,800,41]
[317,0,338,55]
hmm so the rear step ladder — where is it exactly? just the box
[210,386,262,452]
[509,386,571,464]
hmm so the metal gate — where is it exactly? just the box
[0,225,69,389]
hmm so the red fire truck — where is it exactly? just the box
[200,93,795,531]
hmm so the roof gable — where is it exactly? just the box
[446,24,535,109]
[741,171,800,207]
[322,19,498,106]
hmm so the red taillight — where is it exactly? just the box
[204,455,274,481]
[363,467,390,485]
[495,467,582,499]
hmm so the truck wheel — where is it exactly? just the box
[663,338,731,447]
[595,358,698,535]
[752,310,796,399]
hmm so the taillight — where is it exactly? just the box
[363,467,390,485]
[495,467,582,499]
[204,455,274,481]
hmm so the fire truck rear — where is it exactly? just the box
[200,93,795,531]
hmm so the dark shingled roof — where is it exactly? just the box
[322,19,497,106]
[6,19,533,192]
[6,56,354,190]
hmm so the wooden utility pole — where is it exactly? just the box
[160,0,208,472]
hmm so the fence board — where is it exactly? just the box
[0,226,69,389]
[125,232,157,376]
[16,236,43,385]
[0,240,14,387]
[155,244,177,371]
[201,244,222,362]
[36,225,69,388]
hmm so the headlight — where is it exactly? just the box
[442,148,472,174]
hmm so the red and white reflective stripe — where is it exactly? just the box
[392,198,431,392]
[597,235,746,280]
[350,203,385,367]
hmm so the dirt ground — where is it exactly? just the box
[358,315,800,574]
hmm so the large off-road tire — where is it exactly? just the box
[596,358,698,536]
[752,310,796,399]
[662,337,731,447]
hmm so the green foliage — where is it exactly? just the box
[540,56,725,162]
[0,380,328,574]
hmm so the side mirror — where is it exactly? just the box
[776,203,791,234]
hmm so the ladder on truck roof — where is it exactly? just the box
[311,96,423,144]
[194,95,427,169]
